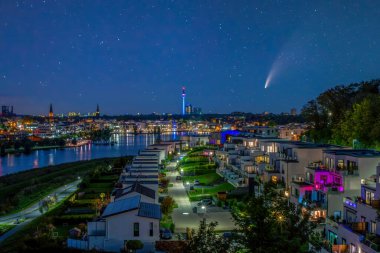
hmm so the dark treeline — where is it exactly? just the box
[301,79,380,149]
[0,138,66,156]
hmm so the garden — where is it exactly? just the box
[0,156,130,252]
[178,147,235,201]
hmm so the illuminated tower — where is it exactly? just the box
[49,103,54,123]
[182,87,186,115]
[96,104,100,118]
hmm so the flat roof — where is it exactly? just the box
[323,149,380,157]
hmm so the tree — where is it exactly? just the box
[333,95,380,148]
[0,145,6,156]
[23,139,34,154]
[160,196,175,216]
[232,184,315,253]
[302,79,380,145]
[185,219,231,253]
[14,140,22,151]
[126,240,143,253]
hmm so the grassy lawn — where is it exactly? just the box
[0,190,75,252]
[189,182,235,196]
[0,158,119,217]
[0,224,16,236]
[181,163,217,176]
[182,172,223,186]
[0,161,123,252]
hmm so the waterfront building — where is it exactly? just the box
[185,104,192,115]
[68,143,166,252]
[83,195,161,252]
[322,163,380,253]
[277,123,308,141]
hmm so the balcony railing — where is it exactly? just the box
[363,235,380,251]
[341,221,368,235]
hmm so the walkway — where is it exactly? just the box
[166,162,236,233]
[0,180,80,243]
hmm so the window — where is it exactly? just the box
[342,238,346,245]
[133,222,139,237]
[366,191,375,205]
[371,221,377,234]
[149,222,154,236]
[337,160,344,170]
[350,243,356,253]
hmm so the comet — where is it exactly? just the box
[264,69,274,89]
[264,51,286,89]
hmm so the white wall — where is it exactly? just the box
[105,210,160,251]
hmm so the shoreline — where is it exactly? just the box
[2,140,92,156]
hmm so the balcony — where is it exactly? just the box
[337,165,359,176]
[362,178,377,189]
[340,221,368,235]
[363,234,380,252]
[343,197,357,209]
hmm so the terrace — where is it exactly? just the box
[362,234,380,252]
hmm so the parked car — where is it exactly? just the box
[197,199,212,206]
[194,180,200,185]
[160,228,172,240]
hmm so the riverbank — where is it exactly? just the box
[3,140,91,155]
[0,157,126,217]
[0,133,174,175]
[0,158,125,252]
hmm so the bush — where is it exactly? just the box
[161,196,175,216]
[170,223,175,233]
[126,240,143,252]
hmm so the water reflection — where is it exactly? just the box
[48,153,54,166]
[0,133,180,176]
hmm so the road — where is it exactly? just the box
[166,161,236,233]
[0,180,80,243]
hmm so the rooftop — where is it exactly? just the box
[323,149,380,157]
[138,202,161,219]
[102,195,140,218]
[115,181,156,200]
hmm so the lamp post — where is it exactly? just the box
[201,205,206,219]
[285,190,290,206]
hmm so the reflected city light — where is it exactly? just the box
[0,133,181,175]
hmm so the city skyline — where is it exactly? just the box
[1,1,380,115]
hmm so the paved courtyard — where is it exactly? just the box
[165,163,236,233]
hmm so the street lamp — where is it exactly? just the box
[284,190,290,206]
[201,205,206,219]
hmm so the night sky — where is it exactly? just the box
[1,1,380,115]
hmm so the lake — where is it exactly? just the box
[0,133,180,176]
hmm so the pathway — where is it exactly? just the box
[166,161,236,233]
[0,180,80,243]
